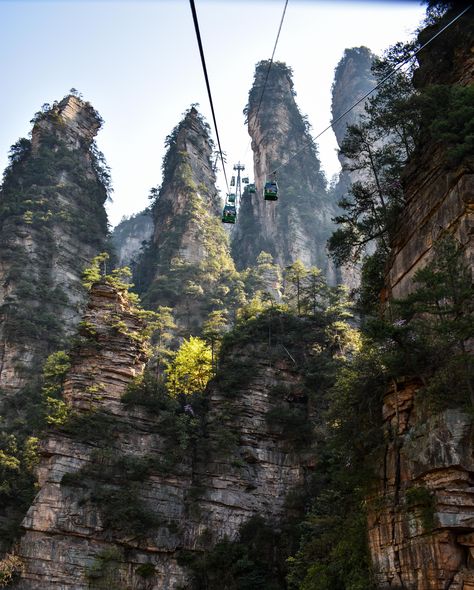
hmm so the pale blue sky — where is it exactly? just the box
[0,0,426,227]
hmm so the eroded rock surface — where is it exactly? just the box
[15,284,316,589]
[0,95,108,395]
[386,11,474,299]
[367,379,474,589]
[232,61,338,281]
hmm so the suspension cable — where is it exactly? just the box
[241,0,289,162]
[270,3,472,177]
[251,0,289,131]
[189,0,230,193]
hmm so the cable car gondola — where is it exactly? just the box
[248,184,256,194]
[228,193,236,203]
[264,180,278,201]
[242,177,249,184]
[230,176,236,187]
[222,204,236,224]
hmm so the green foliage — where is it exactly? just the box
[0,429,40,548]
[0,554,23,587]
[122,370,203,468]
[289,236,472,588]
[179,516,299,590]
[86,546,125,590]
[405,486,435,532]
[60,410,119,445]
[165,336,213,397]
[62,447,160,536]
[357,248,387,315]
[91,485,160,535]
[82,252,109,289]
[136,563,156,578]
[41,351,71,425]
[421,85,474,166]
[328,43,418,266]
[286,344,384,589]
[266,404,312,448]
[368,236,473,408]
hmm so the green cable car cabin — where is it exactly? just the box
[228,193,236,203]
[222,204,237,224]
[264,180,278,201]
[248,184,256,193]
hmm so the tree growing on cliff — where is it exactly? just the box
[165,336,213,397]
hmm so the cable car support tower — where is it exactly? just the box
[222,162,250,224]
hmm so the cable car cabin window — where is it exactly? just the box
[228,193,236,203]
[264,181,278,201]
[222,205,236,224]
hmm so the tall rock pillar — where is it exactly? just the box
[233,61,338,281]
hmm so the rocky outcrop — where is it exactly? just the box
[135,107,239,334]
[0,95,108,394]
[232,61,338,281]
[15,284,318,589]
[367,378,474,589]
[111,210,153,268]
[386,10,474,299]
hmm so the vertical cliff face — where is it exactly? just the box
[0,95,108,395]
[232,61,337,281]
[385,12,474,299]
[136,107,238,333]
[367,379,474,589]
[330,47,376,288]
[14,283,322,589]
[111,210,154,268]
[330,46,376,199]
[367,9,474,588]
[331,46,376,153]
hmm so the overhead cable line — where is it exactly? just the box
[242,0,289,161]
[251,0,289,130]
[270,3,472,177]
[189,0,230,193]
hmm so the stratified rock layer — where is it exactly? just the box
[232,61,338,280]
[15,285,316,589]
[368,9,474,589]
[367,379,474,589]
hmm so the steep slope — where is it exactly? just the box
[232,61,337,280]
[367,8,474,588]
[0,95,109,395]
[14,282,329,589]
[135,107,240,334]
